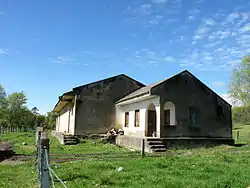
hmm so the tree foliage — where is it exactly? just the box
[229,56,250,106]
[232,106,250,125]
[0,84,53,131]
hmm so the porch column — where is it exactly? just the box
[155,105,161,137]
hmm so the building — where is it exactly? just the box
[53,70,234,149]
[53,74,144,135]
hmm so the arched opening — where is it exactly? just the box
[164,101,176,125]
[146,103,157,137]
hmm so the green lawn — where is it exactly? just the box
[233,124,250,144]
[0,127,249,188]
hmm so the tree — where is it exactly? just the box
[44,112,57,130]
[0,84,7,127]
[229,56,250,106]
[6,92,28,129]
[31,107,39,115]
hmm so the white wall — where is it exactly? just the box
[56,100,76,135]
[68,96,76,134]
[116,96,160,137]
[58,108,70,133]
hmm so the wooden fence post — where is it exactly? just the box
[36,127,50,188]
[236,130,239,140]
[40,131,50,188]
[37,129,50,188]
[141,139,145,157]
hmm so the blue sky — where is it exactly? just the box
[1,0,250,114]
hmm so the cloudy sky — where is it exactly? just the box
[1,0,249,113]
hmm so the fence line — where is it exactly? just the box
[36,127,68,188]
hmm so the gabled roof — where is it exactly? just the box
[116,70,186,103]
[116,70,231,107]
[73,74,144,91]
[53,74,145,112]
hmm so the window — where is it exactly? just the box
[164,109,170,125]
[125,112,129,127]
[164,101,176,125]
[189,107,200,125]
[216,105,224,121]
[134,110,140,127]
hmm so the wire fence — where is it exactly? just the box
[36,127,68,188]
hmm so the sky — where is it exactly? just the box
[1,0,250,114]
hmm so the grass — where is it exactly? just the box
[0,125,249,188]
[233,124,250,144]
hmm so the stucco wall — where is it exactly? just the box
[116,96,160,137]
[151,71,232,138]
[56,102,75,134]
[74,75,143,135]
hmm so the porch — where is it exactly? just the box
[116,95,176,138]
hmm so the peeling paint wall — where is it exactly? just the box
[151,72,232,138]
[74,75,143,135]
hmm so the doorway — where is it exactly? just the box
[146,103,157,137]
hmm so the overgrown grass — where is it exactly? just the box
[44,151,250,188]
[49,135,130,155]
[0,126,249,188]
[0,162,37,188]
[0,131,36,155]
[233,124,250,144]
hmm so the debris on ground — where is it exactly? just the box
[117,167,124,172]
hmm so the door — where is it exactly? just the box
[147,110,156,137]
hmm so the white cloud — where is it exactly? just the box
[220,93,242,106]
[239,23,250,33]
[212,81,226,87]
[220,93,233,105]
[197,26,210,34]
[51,56,75,64]
[0,48,8,55]
[204,18,216,26]
[187,9,200,21]
[152,0,167,3]
[165,56,176,62]
[226,12,240,23]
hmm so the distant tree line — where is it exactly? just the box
[232,106,250,125]
[0,84,56,132]
[229,55,250,125]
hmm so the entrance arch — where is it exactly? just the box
[146,103,157,137]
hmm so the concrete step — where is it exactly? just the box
[152,148,167,153]
[64,138,77,142]
[148,141,164,145]
[150,145,166,149]
[64,136,76,139]
[146,138,162,142]
[64,140,78,145]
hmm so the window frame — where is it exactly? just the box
[164,109,171,125]
[124,112,129,127]
[134,110,140,127]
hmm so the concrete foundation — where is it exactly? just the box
[116,135,235,152]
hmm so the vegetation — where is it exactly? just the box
[0,84,56,131]
[229,55,250,127]
[232,105,250,125]
[233,124,250,144]
[229,55,250,106]
[0,125,249,188]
